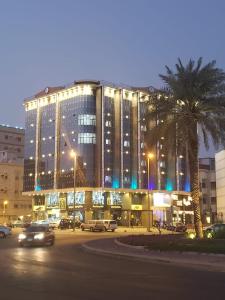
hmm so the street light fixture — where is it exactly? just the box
[147,153,154,232]
[70,150,77,232]
[3,200,8,224]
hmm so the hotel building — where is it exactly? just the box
[23,80,192,226]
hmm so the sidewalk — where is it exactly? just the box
[82,237,225,272]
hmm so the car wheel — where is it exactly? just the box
[18,242,24,247]
[0,231,6,238]
[49,238,55,246]
[81,226,84,231]
[102,227,106,232]
[111,229,115,232]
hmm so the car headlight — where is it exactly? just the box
[34,233,45,240]
[18,233,26,240]
[206,231,213,239]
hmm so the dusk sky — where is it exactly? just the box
[1,0,225,155]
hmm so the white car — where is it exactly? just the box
[0,225,12,238]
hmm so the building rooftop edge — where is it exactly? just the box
[23,79,157,103]
[0,124,24,131]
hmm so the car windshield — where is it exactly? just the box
[25,226,47,232]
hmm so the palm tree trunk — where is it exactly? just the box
[188,129,203,238]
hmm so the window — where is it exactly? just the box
[78,114,96,126]
[124,140,130,147]
[201,179,206,188]
[17,137,22,142]
[78,133,96,144]
[211,197,216,204]
[210,182,216,190]
[14,204,18,208]
[5,135,8,139]
[105,121,112,127]
[105,175,112,183]
[124,176,130,183]
[202,196,207,204]
[106,139,111,145]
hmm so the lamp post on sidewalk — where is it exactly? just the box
[70,150,77,232]
[3,200,8,224]
[147,153,154,232]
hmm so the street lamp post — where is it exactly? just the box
[3,200,8,224]
[147,153,154,232]
[70,150,77,232]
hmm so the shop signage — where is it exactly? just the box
[131,204,142,210]
[93,205,104,208]
[33,205,45,211]
[111,205,122,209]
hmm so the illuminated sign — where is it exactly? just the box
[110,192,122,205]
[131,205,142,211]
[153,193,171,207]
[67,192,85,206]
[46,193,58,208]
[92,192,105,206]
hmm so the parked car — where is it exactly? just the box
[204,223,225,239]
[0,225,12,238]
[175,223,187,232]
[80,220,117,232]
[58,218,74,230]
[18,225,55,247]
[12,220,24,228]
[48,219,61,229]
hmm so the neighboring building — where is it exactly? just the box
[23,80,192,226]
[0,124,24,162]
[199,158,217,224]
[215,150,225,223]
[0,125,32,223]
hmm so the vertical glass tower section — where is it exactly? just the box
[58,91,96,188]
[38,103,56,190]
[24,108,37,191]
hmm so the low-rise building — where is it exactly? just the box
[199,158,217,224]
[215,150,225,223]
[0,125,32,224]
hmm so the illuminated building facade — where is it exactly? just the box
[23,80,191,225]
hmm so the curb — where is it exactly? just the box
[82,239,225,272]
[114,238,145,250]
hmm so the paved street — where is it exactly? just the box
[0,229,225,300]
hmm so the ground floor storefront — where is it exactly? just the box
[26,188,193,227]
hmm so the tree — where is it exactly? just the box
[146,58,225,238]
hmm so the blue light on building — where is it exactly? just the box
[112,178,119,189]
[131,176,137,189]
[185,180,190,192]
[166,178,173,191]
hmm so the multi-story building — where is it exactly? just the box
[215,150,225,223]
[0,125,32,223]
[23,80,192,226]
[199,158,217,224]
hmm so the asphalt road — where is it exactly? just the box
[0,229,225,300]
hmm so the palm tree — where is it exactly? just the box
[147,58,225,238]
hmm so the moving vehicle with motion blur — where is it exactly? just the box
[0,225,12,238]
[80,220,117,232]
[18,225,55,247]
